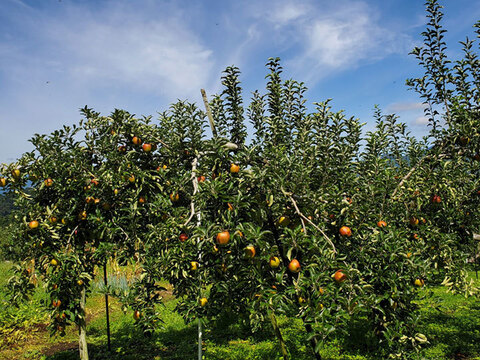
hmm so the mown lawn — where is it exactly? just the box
[0,261,479,360]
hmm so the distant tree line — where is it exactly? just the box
[0,191,15,226]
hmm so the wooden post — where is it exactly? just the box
[474,234,480,279]
[78,286,89,360]
[201,89,217,138]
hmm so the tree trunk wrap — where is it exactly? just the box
[78,287,89,360]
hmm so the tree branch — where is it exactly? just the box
[282,188,336,254]
[184,157,200,227]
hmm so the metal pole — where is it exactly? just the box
[103,263,111,351]
[474,234,480,280]
[198,317,202,360]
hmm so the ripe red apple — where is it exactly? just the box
[132,136,142,145]
[377,221,387,228]
[28,220,39,229]
[142,143,152,152]
[339,226,352,237]
[230,163,240,173]
[431,195,441,204]
[288,259,301,273]
[216,231,230,245]
[333,270,347,283]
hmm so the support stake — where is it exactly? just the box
[78,286,89,360]
[201,89,217,138]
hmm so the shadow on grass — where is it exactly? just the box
[418,308,480,358]
[44,311,289,360]
[45,322,198,360]
[43,302,480,360]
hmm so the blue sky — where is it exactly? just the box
[1,0,480,163]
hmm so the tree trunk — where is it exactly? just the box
[269,311,289,360]
[78,286,89,360]
[104,263,111,351]
[304,322,322,360]
[266,207,322,360]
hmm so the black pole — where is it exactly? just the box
[476,249,478,280]
[103,263,111,351]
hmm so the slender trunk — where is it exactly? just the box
[266,206,322,360]
[78,286,89,360]
[104,263,111,351]
[269,311,289,360]
[304,323,322,360]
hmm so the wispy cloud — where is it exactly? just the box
[268,2,310,26]
[2,1,215,99]
[0,0,432,163]
[387,102,428,112]
[292,1,413,80]
[413,116,429,126]
[70,6,211,98]
[244,0,414,82]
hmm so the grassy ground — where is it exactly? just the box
[0,261,479,360]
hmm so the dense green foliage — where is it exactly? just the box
[0,192,15,224]
[0,1,479,359]
[0,262,479,359]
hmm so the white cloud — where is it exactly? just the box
[245,0,414,82]
[2,1,215,101]
[413,116,429,125]
[0,0,219,163]
[387,102,428,112]
[0,0,426,163]
[44,6,214,98]
[269,2,310,26]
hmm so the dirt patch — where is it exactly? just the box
[159,288,174,301]
[33,322,49,332]
[42,341,77,356]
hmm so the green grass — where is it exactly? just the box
[417,280,480,360]
[0,264,479,360]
